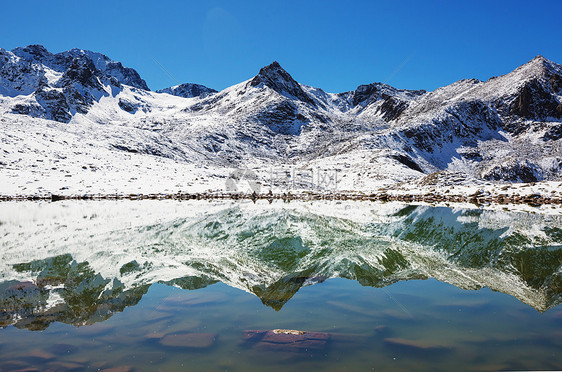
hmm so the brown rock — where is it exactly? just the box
[243,329,330,352]
[159,333,216,348]
[261,330,329,344]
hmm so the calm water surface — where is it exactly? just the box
[0,200,560,371]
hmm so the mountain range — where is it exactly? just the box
[1,45,562,196]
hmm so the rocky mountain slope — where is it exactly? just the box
[1,45,561,196]
[156,82,217,98]
[0,200,560,329]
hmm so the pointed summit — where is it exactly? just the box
[500,55,562,120]
[526,55,555,69]
[514,55,562,77]
[250,61,315,105]
[528,55,557,66]
[252,61,291,83]
[532,55,548,62]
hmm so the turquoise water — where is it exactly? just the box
[0,200,560,371]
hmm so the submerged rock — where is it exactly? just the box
[384,337,453,354]
[159,332,216,348]
[243,329,330,352]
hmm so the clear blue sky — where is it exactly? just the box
[2,0,561,93]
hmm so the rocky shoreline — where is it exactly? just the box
[1,189,561,206]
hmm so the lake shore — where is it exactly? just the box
[2,186,561,206]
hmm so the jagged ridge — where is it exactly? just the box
[1,45,562,189]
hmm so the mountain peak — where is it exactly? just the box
[532,55,547,61]
[11,44,53,61]
[54,48,150,90]
[519,54,561,75]
[157,82,217,98]
[251,61,294,85]
[264,60,282,69]
[250,61,315,105]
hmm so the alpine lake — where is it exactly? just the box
[0,199,560,371]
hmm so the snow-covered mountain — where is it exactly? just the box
[1,44,561,196]
[0,45,150,122]
[156,82,217,98]
[0,200,560,329]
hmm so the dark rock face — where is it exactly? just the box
[54,48,149,90]
[64,86,96,114]
[550,73,562,93]
[352,84,381,106]
[118,98,137,113]
[482,161,540,183]
[351,83,425,107]
[35,87,72,122]
[401,100,502,159]
[447,100,503,136]
[253,100,308,135]
[509,79,562,120]
[389,154,423,172]
[10,103,30,115]
[0,57,46,94]
[378,95,408,121]
[349,83,425,121]
[157,83,217,98]
[117,98,151,114]
[542,123,562,141]
[103,60,149,90]
[250,61,316,106]
[58,56,103,90]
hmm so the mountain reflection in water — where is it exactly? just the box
[0,200,560,330]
